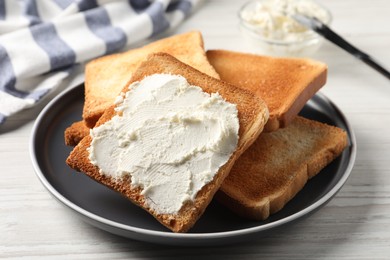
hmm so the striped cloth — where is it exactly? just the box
[0,0,200,125]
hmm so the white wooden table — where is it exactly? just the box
[1,0,390,258]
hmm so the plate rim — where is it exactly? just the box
[29,83,357,242]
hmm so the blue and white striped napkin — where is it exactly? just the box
[0,0,200,125]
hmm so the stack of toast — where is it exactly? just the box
[65,31,348,232]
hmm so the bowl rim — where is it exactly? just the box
[238,0,332,45]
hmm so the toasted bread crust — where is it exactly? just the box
[206,50,327,132]
[216,116,348,220]
[67,53,269,232]
[83,31,220,128]
[64,120,89,146]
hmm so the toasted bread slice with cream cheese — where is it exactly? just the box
[206,50,327,132]
[217,116,348,220]
[66,53,269,233]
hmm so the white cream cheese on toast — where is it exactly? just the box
[88,74,239,214]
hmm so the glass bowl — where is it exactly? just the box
[238,0,332,56]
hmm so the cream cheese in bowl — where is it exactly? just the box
[239,0,332,56]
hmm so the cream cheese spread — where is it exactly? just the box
[88,74,239,214]
[240,0,330,42]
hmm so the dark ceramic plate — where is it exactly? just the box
[30,84,356,246]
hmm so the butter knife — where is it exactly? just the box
[293,14,390,80]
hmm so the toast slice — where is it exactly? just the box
[216,116,348,220]
[83,31,220,128]
[66,53,269,232]
[206,50,327,132]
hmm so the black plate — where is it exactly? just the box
[30,84,356,246]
